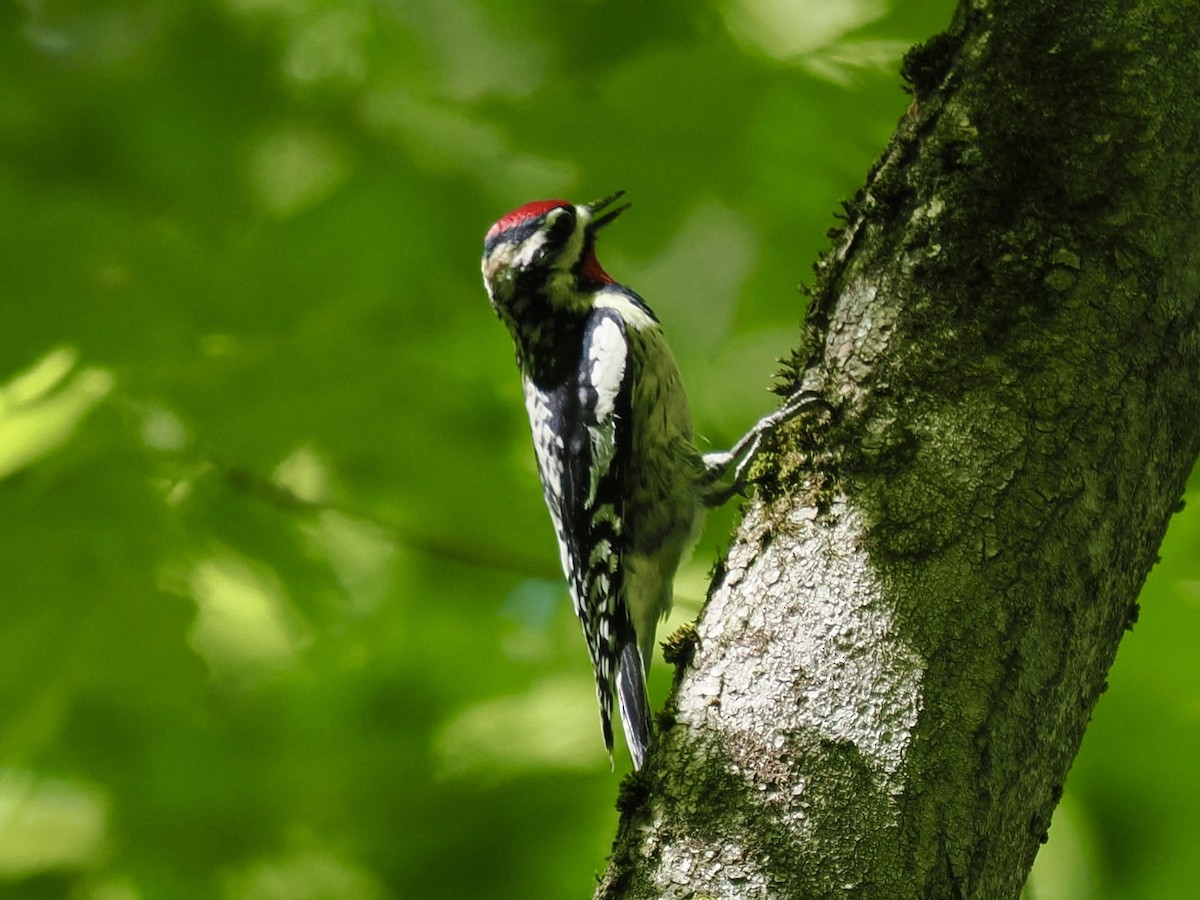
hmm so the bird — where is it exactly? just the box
[482,192,825,768]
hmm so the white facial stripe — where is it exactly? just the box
[514,230,550,270]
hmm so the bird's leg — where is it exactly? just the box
[700,390,832,507]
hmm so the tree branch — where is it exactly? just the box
[597,0,1200,896]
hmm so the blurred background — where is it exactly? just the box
[0,1,1195,897]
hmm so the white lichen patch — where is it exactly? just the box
[825,279,898,385]
[678,493,924,795]
[650,834,768,900]
[912,195,946,222]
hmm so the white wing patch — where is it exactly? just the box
[585,315,627,507]
[588,315,627,419]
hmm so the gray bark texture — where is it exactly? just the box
[595,0,1200,897]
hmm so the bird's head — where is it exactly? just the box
[481,191,630,312]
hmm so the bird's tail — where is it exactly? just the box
[616,639,651,769]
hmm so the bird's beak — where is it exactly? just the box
[587,190,631,232]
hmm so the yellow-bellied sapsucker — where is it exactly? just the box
[482,192,822,769]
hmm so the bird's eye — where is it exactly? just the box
[544,207,576,247]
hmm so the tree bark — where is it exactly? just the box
[596,1,1200,897]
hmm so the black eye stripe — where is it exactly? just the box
[482,207,576,258]
[483,220,539,255]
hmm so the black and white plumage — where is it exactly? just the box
[481,193,823,768]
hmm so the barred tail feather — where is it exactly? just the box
[616,639,651,769]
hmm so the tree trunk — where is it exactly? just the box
[596,0,1200,897]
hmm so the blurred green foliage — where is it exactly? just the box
[0,1,1195,898]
